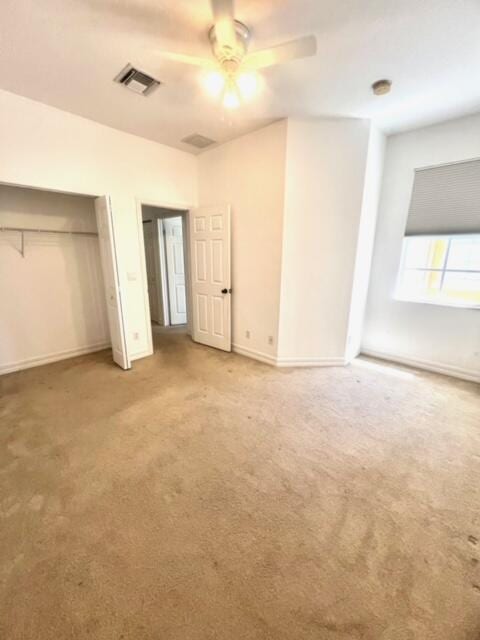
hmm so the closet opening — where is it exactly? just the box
[0,183,111,374]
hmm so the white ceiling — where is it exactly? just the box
[2,0,480,154]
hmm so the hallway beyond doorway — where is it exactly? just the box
[142,205,188,329]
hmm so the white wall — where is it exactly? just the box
[197,117,384,368]
[363,113,480,382]
[0,185,109,373]
[277,118,381,365]
[0,89,197,363]
[1,89,392,373]
[345,125,386,361]
[198,120,288,363]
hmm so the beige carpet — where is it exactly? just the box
[0,329,479,640]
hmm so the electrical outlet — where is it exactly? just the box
[133,332,140,340]
[268,336,274,345]
[245,330,250,339]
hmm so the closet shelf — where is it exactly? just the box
[0,226,98,258]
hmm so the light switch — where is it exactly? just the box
[127,272,137,281]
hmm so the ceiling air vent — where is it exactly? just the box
[114,64,160,96]
[181,134,216,149]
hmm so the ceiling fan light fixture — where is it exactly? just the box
[157,1,318,111]
[204,70,226,97]
[208,20,251,63]
[236,71,259,101]
[223,81,240,109]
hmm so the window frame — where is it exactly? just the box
[395,233,480,310]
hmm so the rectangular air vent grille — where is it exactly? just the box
[114,64,160,96]
[181,134,216,149]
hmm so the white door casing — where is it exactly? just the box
[142,220,161,323]
[94,196,131,370]
[164,217,187,326]
[189,205,231,351]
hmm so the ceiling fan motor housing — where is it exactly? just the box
[208,20,251,66]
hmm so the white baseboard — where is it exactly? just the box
[361,348,480,384]
[232,344,347,369]
[232,343,277,366]
[0,342,111,375]
[276,356,347,368]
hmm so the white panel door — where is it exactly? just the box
[164,217,187,326]
[189,205,231,351]
[142,221,160,323]
[94,196,131,370]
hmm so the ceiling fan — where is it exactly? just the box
[158,0,317,109]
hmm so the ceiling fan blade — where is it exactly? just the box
[158,51,216,69]
[210,0,237,49]
[244,35,317,70]
[211,0,235,21]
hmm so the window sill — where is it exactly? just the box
[394,296,480,310]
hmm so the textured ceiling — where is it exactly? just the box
[1,0,480,153]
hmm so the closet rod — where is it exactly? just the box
[0,226,98,236]
[0,226,98,258]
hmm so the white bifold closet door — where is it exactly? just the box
[189,205,231,352]
[94,196,131,370]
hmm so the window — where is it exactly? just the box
[396,235,480,308]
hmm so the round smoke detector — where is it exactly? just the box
[372,79,392,95]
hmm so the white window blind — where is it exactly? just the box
[406,158,480,236]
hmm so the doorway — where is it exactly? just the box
[140,202,232,356]
[141,205,189,331]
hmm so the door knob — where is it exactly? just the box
[221,288,228,294]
